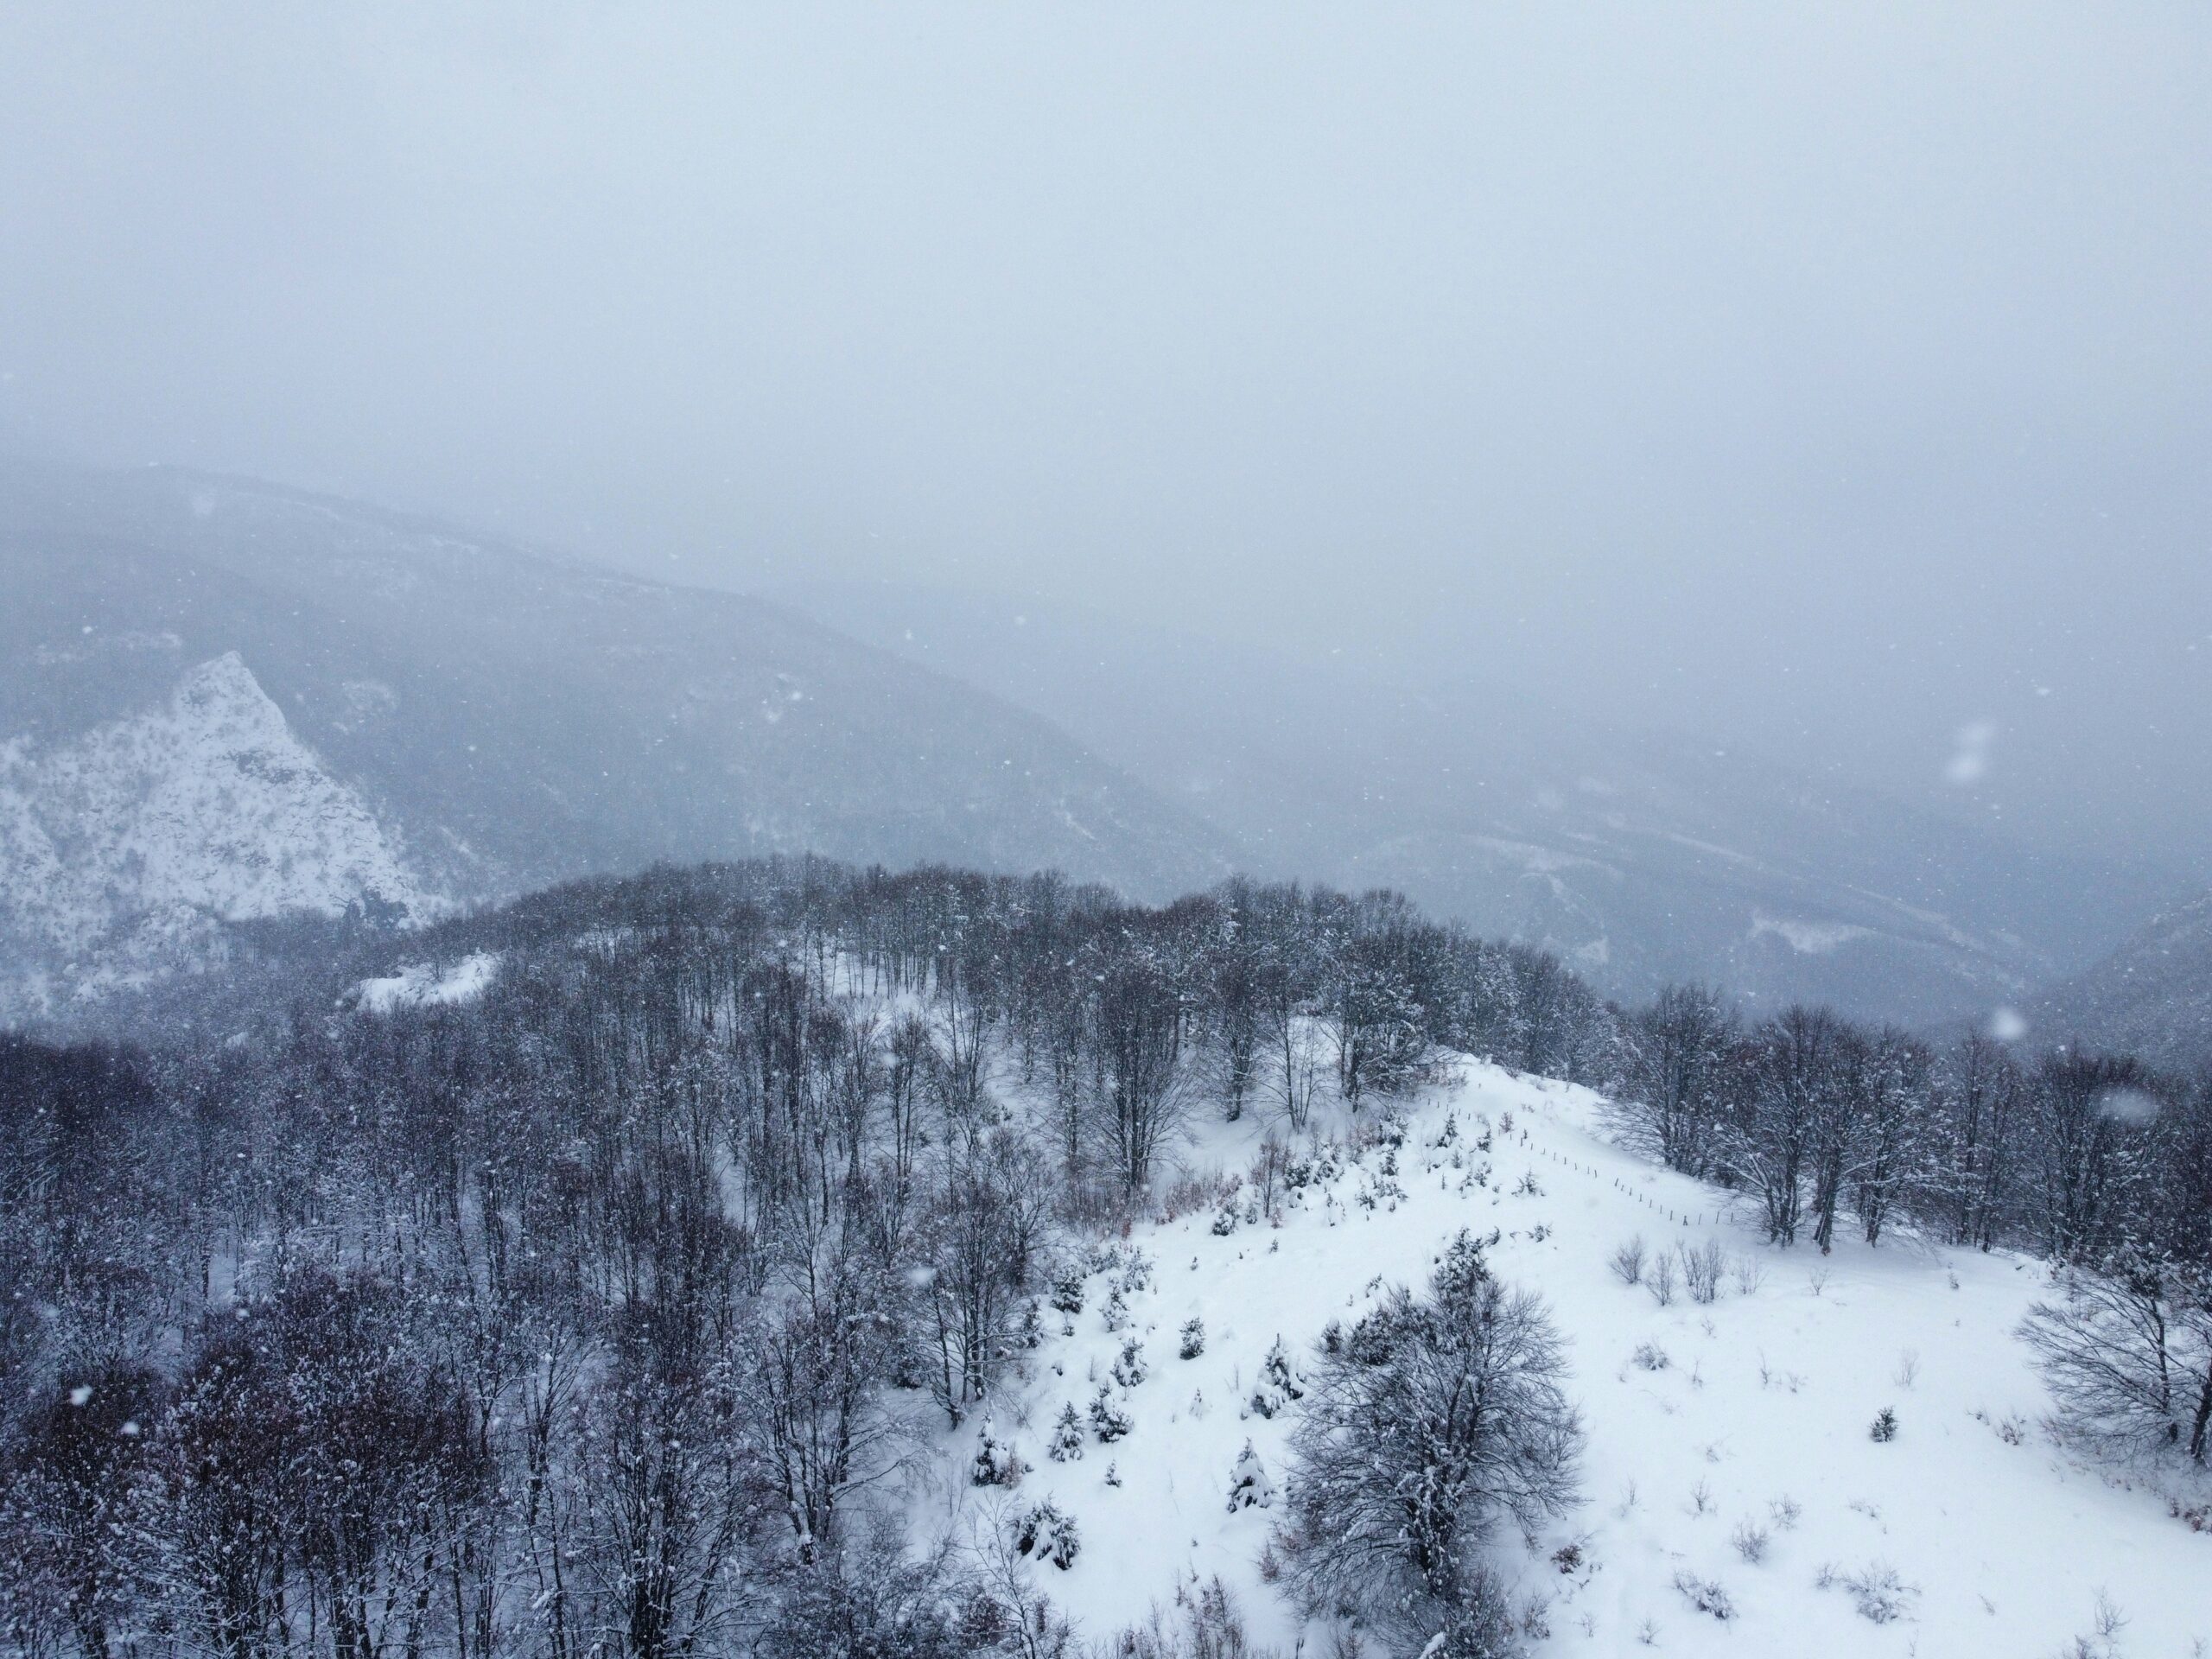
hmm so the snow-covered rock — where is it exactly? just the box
[0,653,437,1016]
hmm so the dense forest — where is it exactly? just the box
[3,858,2208,1658]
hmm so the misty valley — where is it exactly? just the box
[5,8,2209,1656]
[3,467,2209,1657]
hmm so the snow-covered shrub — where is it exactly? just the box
[1631,1342,1670,1373]
[1225,1440,1275,1511]
[1111,1337,1148,1389]
[1090,1385,1132,1443]
[1286,1145,1344,1191]
[1609,1234,1648,1286]
[1247,1337,1304,1419]
[1353,1167,1407,1211]
[1869,1406,1898,1443]
[1648,1253,1678,1307]
[1839,1561,1914,1624]
[1101,1287,1130,1332]
[1046,1402,1084,1462]
[2053,1591,2134,1659]
[1210,1204,1238,1236]
[1256,1539,1283,1584]
[1730,1520,1770,1563]
[1179,1316,1205,1359]
[1012,1498,1081,1570]
[1116,1249,1156,1294]
[1106,1577,1266,1659]
[969,1420,1022,1487]
[1672,1571,1735,1621]
[1049,1265,1086,1317]
[1680,1238,1726,1305]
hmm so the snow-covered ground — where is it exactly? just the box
[351,951,500,1013]
[929,1058,2210,1656]
[0,652,441,1016]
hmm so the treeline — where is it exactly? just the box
[1605,986,2212,1465]
[0,857,2206,1659]
[1609,987,2211,1267]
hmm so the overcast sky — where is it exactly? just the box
[3,3,2207,871]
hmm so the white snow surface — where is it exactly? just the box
[1750,912,1876,956]
[931,1059,2210,1656]
[352,952,500,1014]
[0,652,437,1011]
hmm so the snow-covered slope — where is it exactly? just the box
[937,1061,2209,1655]
[784,581,2187,1026]
[2034,891,2212,1076]
[0,457,1232,1020]
[347,951,500,1014]
[0,652,435,1018]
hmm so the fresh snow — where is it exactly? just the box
[352,951,500,1014]
[1750,912,1876,956]
[932,1058,2210,1656]
[0,653,438,1014]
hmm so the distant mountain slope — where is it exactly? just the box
[778,580,2181,1025]
[0,458,1230,1019]
[2032,892,2212,1074]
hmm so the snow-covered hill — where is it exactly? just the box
[783,582,2188,1027]
[0,652,435,1019]
[931,1060,2209,1655]
[0,456,1232,1020]
[2034,891,2212,1077]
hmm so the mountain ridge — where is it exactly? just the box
[0,648,436,1018]
[772,577,2185,1025]
[2031,889,2212,1073]
[0,456,1235,1020]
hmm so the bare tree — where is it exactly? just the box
[1089,948,1191,1192]
[1614,983,1734,1177]
[1716,1007,1842,1247]
[922,1131,1057,1425]
[1932,1031,2023,1249]
[2031,1052,2157,1260]
[2022,1255,2212,1465]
